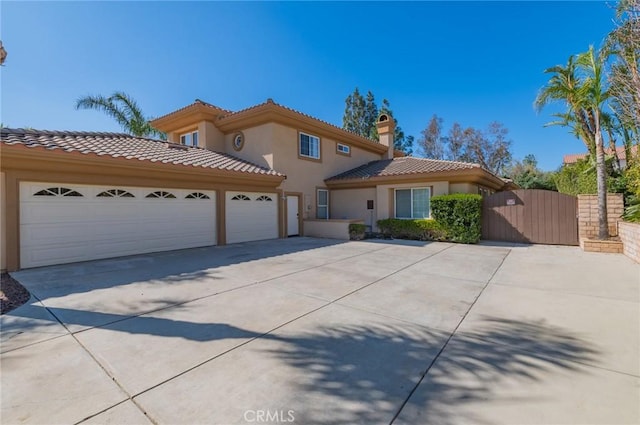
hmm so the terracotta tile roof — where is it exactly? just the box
[218,98,382,145]
[1,128,283,176]
[563,145,637,164]
[151,99,231,123]
[326,157,482,181]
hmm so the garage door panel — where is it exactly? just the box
[20,202,91,224]
[21,222,96,246]
[226,192,278,244]
[19,183,217,268]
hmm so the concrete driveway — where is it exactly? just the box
[1,238,639,425]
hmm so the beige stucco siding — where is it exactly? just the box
[225,123,380,220]
[224,123,275,170]
[331,188,377,228]
[449,182,477,194]
[1,172,6,270]
[199,121,225,152]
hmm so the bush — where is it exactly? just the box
[348,223,367,240]
[554,157,627,196]
[431,194,482,243]
[623,159,640,222]
[376,218,447,241]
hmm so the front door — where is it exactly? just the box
[287,195,300,236]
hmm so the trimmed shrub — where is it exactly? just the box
[431,194,482,243]
[348,223,367,240]
[376,218,447,241]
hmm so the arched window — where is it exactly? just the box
[34,187,83,197]
[97,189,135,198]
[256,195,273,201]
[145,191,176,199]
[186,192,210,199]
[231,194,251,201]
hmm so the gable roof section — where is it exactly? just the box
[215,99,389,155]
[325,157,506,190]
[150,100,231,131]
[1,128,283,176]
[153,98,389,156]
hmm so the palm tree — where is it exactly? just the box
[577,46,611,239]
[75,91,165,139]
[534,56,597,156]
[535,46,611,239]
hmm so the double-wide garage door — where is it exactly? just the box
[20,182,217,268]
[19,183,280,269]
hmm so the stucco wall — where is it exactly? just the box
[331,188,377,228]
[224,123,275,170]
[200,121,225,152]
[303,219,364,240]
[1,172,6,271]
[449,183,477,194]
[225,123,380,219]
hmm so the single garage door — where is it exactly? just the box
[226,191,278,244]
[20,182,216,268]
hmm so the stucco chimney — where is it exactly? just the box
[376,113,395,159]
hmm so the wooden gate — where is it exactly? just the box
[482,190,578,245]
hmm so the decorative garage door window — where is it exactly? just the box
[231,194,251,201]
[256,195,273,201]
[34,187,83,197]
[185,192,210,199]
[145,191,176,199]
[97,189,135,198]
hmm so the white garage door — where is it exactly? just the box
[20,182,216,268]
[226,192,278,244]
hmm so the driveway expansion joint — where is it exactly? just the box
[389,248,513,424]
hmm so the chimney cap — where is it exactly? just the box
[377,113,390,123]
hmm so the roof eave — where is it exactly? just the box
[150,103,226,133]
[216,103,388,155]
[325,168,506,190]
[0,143,286,186]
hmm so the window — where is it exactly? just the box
[185,192,210,199]
[232,133,244,151]
[299,132,320,159]
[145,191,176,198]
[231,194,251,201]
[317,189,329,219]
[395,188,430,219]
[256,195,273,201]
[180,131,199,147]
[337,143,350,155]
[34,187,83,197]
[97,189,135,198]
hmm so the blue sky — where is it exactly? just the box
[1,1,616,170]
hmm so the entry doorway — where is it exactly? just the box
[287,195,300,236]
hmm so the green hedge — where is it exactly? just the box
[348,223,367,240]
[377,218,447,241]
[431,194,482,243]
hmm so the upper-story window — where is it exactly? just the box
[337,143,350,155]
[180,131,199,147]
[299,132,320,160]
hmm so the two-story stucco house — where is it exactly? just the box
[0,98,508,271]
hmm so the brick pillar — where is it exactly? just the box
[577,194,624,241]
